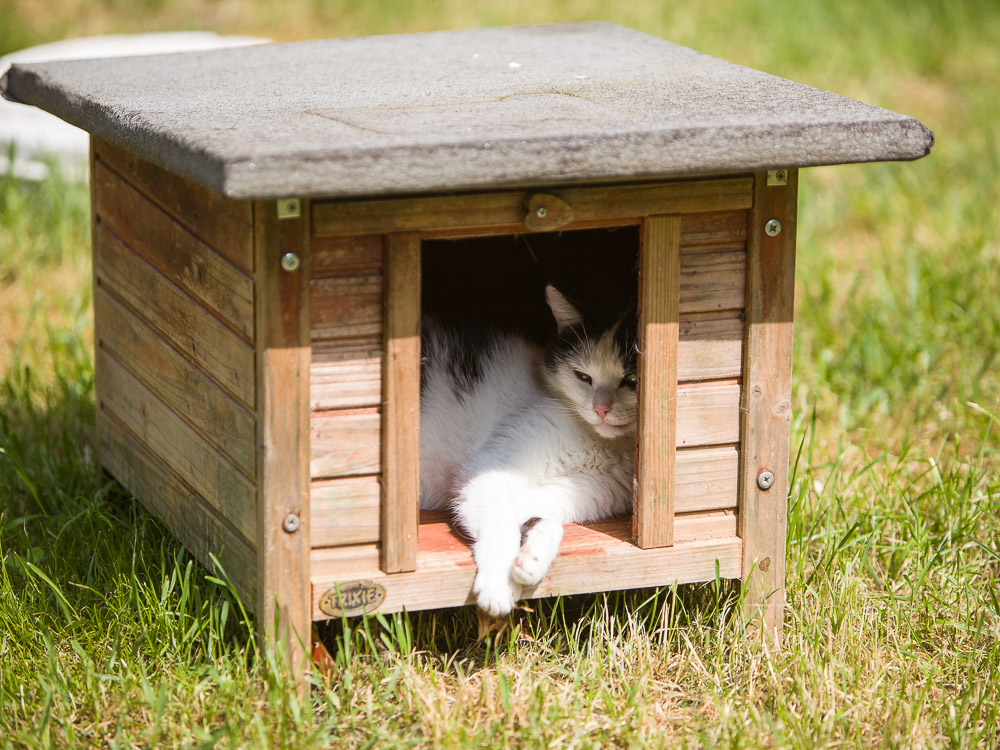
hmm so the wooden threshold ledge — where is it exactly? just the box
[310,512,742,620]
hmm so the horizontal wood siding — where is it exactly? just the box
[310,338,382,410]
[679,249,745,314]
[676,381,742,447]
[95,288,255,474]
[96,348,257,544]
[93,161,254,339]
[675,445,740,512]
[311,234,383,274]
[95,225,255,407]
[679,210,748,250]
[307,227,387,565]
[310,274,383,340]
[309,408,382,478]
[677,313,743,382]
[670,209,747,517]
[311,476,381,547]
[98,413,256,602]
[93,139,253,273]
[92,142,258,601]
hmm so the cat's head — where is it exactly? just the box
[541,285,638,440]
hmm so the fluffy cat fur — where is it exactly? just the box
[419,285,638,616]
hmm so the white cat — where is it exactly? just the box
[419,285,638,616]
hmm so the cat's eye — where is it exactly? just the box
[573,370,593,384]
[621,373,637,389]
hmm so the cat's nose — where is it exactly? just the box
[593,403,612,420]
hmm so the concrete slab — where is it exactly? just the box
[0,23,933,199]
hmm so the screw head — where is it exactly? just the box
[757,470,775,491]
[282,513,301,534]
[536,206,548,218]
[280,252,300,272]
[764,219,782,237]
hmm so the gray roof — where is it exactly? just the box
[0,22,933,200]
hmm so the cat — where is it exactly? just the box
[419,285,638,616]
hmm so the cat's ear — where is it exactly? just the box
[545,285,583,333]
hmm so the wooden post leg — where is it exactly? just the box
[254,199,312,684]
[738,170,797,645]
[381,233,421,573]
[634,214,681,549]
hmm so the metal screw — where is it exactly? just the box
[767,169,788,186]
[764,219,782,237]
[281,252,300,272]
[282,513,301,534]
[277,198,301,219]
[536,206,548,218]
[757,470,775,491]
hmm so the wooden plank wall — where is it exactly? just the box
[673,209,746,523]
[91,139,257,603]
[308,234,385,552]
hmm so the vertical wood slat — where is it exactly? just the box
[633,215,681,549]
[254,200,311,678]
[381,234,421,573]
[738,170,798,646]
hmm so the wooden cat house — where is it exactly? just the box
[1,23,932,669]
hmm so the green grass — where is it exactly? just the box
[2,0,999,746]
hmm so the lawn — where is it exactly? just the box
[1,0,998,746]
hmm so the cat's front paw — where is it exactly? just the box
[472,574,521,616]
[512,519,562,586]
[511,547,549,586]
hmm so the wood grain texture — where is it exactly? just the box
[311,234,383,274]
[310,273,383,340]
[254,199,311,678]
[312,177,752,236]
[679,249,746,314]
[675,445,740,513]
[93,160,254,338]
[94,139,253,273]
[310,338,382,410]
[634,214,680,549]
[310,408,382,478]
[679,210,749,248]
[96,348,257,544]
[310,514,741,618]
[94,224,255,407]
[677,312,744,382]
[380,234,421,573]
[676,381,742,447]
[97,412,257,603]
[310,475,381,547]
[95,288,256,474]
[738,170,798,646]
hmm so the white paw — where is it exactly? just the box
[473,574,521,616]
[511,547,549,586]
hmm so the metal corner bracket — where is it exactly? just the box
[277,198,301,219]
[766,169,788,186]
